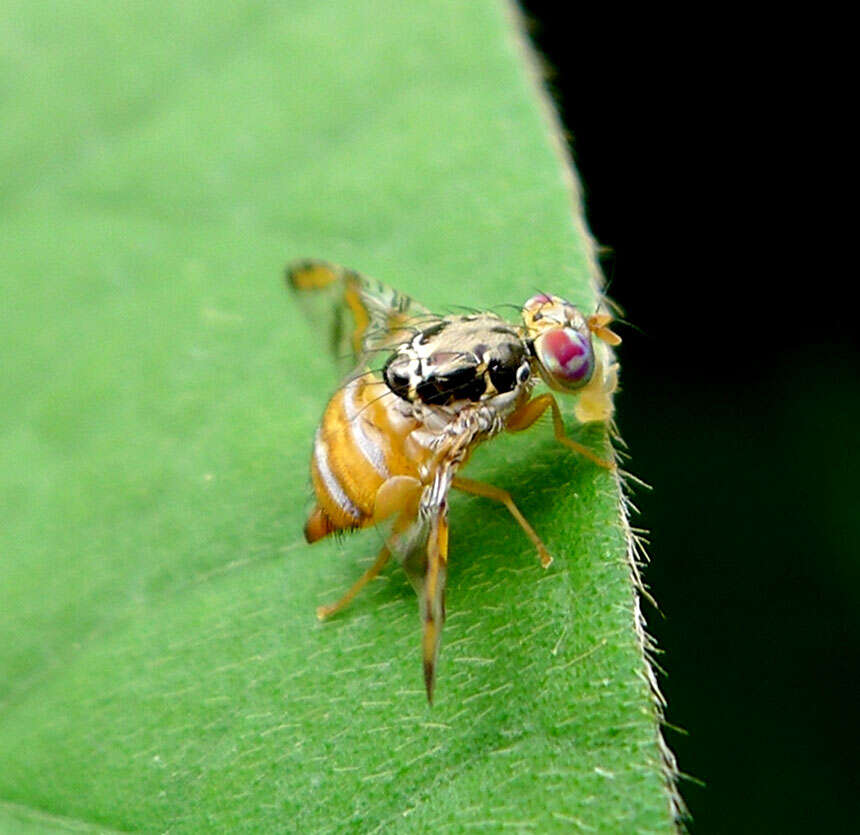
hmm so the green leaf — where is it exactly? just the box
[0,0,679,831]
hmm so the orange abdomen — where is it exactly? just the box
[305,374,425,543]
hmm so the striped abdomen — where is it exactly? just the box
[304,374,431,543]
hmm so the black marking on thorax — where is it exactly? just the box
[383,315,528,407]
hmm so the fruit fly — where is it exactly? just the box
[286,259,621,702]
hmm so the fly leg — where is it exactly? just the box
[315,476,423,621]
[452,476,553,568]
[316,546,392,620]
[506,393,615,470]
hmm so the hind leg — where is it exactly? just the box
[316,545,392,620]
[316,476,423,620]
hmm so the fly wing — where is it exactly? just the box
[289,258,452,700]
[286,259,438,375]
[388,468,452,703]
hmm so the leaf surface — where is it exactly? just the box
[0,1,676,831]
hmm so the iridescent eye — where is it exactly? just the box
[534,327,594,389]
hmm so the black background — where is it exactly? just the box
[519,3,860,831]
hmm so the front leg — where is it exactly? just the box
[506,393,615,470]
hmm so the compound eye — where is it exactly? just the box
[534,327,594,389]
[383,354,413,400]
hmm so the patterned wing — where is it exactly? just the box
[286,259,437,375]
[386,468,452,704]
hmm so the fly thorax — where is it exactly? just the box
[382,314,532,409]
